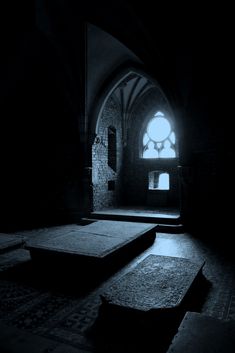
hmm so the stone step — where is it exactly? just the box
[155,223,184,233]
[0,233,25,254]
[166,311,235,353]
[81,218,184,233]
[90,211,181,225]
[0,323,88,353]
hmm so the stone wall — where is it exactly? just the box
[92,95,123,210]
[123,88,180,207]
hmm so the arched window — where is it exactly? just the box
[148,171,170,190]
[108,126,117,171]
[142,111,176,159]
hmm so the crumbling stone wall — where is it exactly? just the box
[92,95,123,210]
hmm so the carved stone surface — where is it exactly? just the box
[101,255,205,311]
[25,221,156,258]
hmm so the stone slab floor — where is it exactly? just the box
[0,226,235,352]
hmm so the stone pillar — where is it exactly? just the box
[178,165,194,227]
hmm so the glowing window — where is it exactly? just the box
[143,111,176,159]
[148,171,170,190]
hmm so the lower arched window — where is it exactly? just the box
[148,171,170,190]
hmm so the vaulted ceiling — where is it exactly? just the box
[113,73,154,117]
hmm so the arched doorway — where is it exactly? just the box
[91,71,180,215]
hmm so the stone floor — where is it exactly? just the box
[0,225,235,352]
[166,311,235,353]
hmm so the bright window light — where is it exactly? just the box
[148,171,170,190]
[169,132,176,144]
[147,117,171,142]
[143,133,149,145]
[154,111,164,117]
[142,111,176,159]
[143,141,158,158]
[158,172,170,190]
[160,140,176,158]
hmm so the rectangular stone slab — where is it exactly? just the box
[0,233,24,254]
[166,311,235,353]
[101,255,205,311]
[25,221,157,259]
[75,220,156,238]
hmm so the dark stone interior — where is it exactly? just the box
[0,1,234,352]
